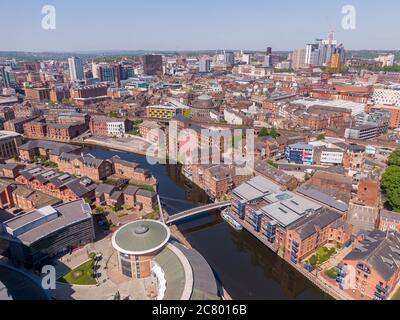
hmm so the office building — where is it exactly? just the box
[199,57,211,73]
[224,51,235,66]
[1,200,95,268]
[143,55,163,76]
[68,57,85,82]
[286,143,314,165]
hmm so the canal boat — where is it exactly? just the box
[221,209,243,231]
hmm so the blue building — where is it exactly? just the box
[286,143,314,165]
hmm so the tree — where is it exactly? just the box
[388,148,400,166]
[269,128,279,139]
[316,133,326,141]
[381,166,400,212]
[258,127,269,137]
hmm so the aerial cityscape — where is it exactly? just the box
[2,1,400,305]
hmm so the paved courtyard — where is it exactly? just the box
[52,234,158,300]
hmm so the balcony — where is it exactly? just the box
[292,240,299,247]
[291,252,298,259]
[290,257,297,264]
[292,246,299,253]
[374,292,386,300]
[376,285,389,295]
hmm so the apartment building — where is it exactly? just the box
[284,209,352,263]
[16,166,97,202]
[4,116,38,134]
[191,164,251,199]
[338,230,400,300]
[18,140,81,162]
[58,153,113,181]
[110,156,156,185]
[89,116,131,137]
[230,176,322,254]
[0,131,23,160]
[95,184,156,212]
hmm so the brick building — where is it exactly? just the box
[16,166,97,202]
[284,208,352,262]
[18,140,81,162]
[338,230,400,300]
[5,116,38,134]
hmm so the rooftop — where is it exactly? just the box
[3,200,92,246]
[112,220,170,255]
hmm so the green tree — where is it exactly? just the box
[258,127,269,137]
[316,133,326,141]
[388,148,400,166]
[381,166,400,212]
[269,128,279,139]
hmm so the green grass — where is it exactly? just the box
[307,247,337,266]
[325,267,339,279]
[391,287,400,300]
[59,258,97,285]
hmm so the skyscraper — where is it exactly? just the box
[143,55,163,76]
[199,56,211,73]
[68,57,84,82]
[304,32,344,67]
[264,47,273,68]
[224,51,235,66]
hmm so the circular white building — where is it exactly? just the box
[112,219,170,279]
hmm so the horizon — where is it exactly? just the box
[1,0,400,52]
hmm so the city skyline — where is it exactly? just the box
[1,0,400,52]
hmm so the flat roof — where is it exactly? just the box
[260,202,303,228]
[3,200,92,245]
[112,220,170,255]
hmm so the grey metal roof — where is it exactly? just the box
[3,200,92,246]
[260,202,303,228]
[297,186,349,212]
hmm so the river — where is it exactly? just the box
[84,146,329,300]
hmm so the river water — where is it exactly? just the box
[84,146,329,300]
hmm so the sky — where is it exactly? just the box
[0,0,399,52]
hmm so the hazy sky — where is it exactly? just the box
[1,0,399,52]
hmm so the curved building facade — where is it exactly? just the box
[112,219,220,300]
[112,219,170,279]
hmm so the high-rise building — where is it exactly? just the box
[91,62,100,79]
[224,51,235,65]
[143,55,163,76]
[291,48,306,70]
[68,57,84,82]
[264,47,273,68]
[305,32,344,67]
[0,67,8,88]
[199,57,211,73]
